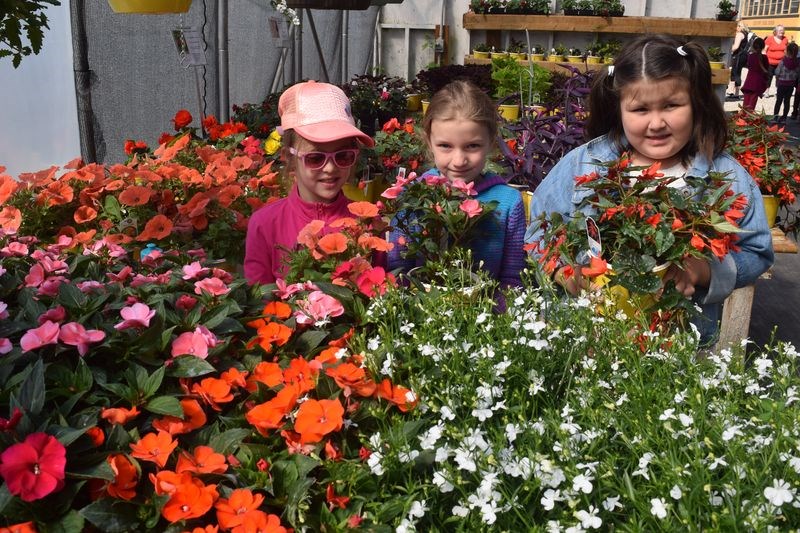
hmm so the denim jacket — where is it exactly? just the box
[525,135,775,344]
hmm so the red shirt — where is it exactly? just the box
[244,184,352,284]
[765,35,788,66]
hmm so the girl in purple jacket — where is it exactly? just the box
[244,81,374,284]
[741,37,768,111]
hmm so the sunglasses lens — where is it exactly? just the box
[334,150,357,167]
[303,152,327,169]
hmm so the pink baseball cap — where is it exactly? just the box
[278,80,374,148]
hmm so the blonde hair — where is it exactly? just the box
[422,80,498,146]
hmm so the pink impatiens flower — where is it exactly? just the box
[294,291,345,325]
[459,199,482,218]
[170,326,218,359]
[181,261,209,281]
[0,300,8,320]
[59,322,106,356]
[193,277,230,297]
[19,321,60,352]
[114,303,156,330]
[0,338,12,355]
[0,432,66,502]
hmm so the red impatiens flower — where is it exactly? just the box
[172,109,193,131]
[0,432,66,502]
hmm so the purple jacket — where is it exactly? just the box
[244,184,352,284]
[742,52,769,94]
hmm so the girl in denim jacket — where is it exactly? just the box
[525,34,774,345]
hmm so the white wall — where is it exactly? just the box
[0,3,80,178]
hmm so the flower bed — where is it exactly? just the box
[1,109,799,531]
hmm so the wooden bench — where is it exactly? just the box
[716,228,797,351]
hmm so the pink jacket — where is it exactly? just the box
[244,184,353,284]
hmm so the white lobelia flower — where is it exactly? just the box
[764,479,795,507]
[432,471,454,493]
[476,311,490,324]
[572,473,594,494]
[408,500,427,519]
[722,424,744,441]
[678,413,693,427]
[367,451,384,476]
[650,497,668,519]
[659,408,676,421]
[574,506,602,529]
[541,488,563,511]
[439,405,456,421]
[670,485,683,500]
[602,495,622,511]
[452,504,469,517]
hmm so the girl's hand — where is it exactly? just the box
[662,257,711,297]
[555,265,593,295]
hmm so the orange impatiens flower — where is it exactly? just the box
[245,386,299,437]
[150,470,193,496]
[118,185,153,206]
[0,173,20,204]
[326,362,377,398]
[136,214,173,241]
[231,511,286,533]
[347,201,379,218]
[73,205,98,224]
[86,426,105,447]
[100,405,140,425]
[215,488,265,530]
[377,378,418,413]
[0,206,22,232]
[293,398,344,444]
[326,483,350,511]
[283,357,317,394]
[130,430,178,468]
[161,479,219,523]
[316,232,348,256]
[246,301,292,330]
[36,180,73,207]
[297,220,325,249]
[152,398,207,435]
[249,322,293,354]
[220,367,249,389]
[176,446,227,475]
[0,522,38,533]
[191,378,234,411]
[106,453,138,500]
[245,361,284,392]
[182,526,219,533]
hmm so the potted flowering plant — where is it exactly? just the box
[727,108,800,231]
[379,171,498,280]
[342,74,408,136]
[530,155,748,321]
[716,0,738,20]
[368,118,427,175]
[0,110,278,267]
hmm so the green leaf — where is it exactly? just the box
[294,330,329,354]
[212,317,246,335]
[209,429,253,455]
[145,396,183,417]
[67,460,115,481]
[201,302,236,329]
[47,510,85,533]
[142,366,166,398]
[80,499,141,532]
[166,355,216,378]
[50,425,88,447]
[19,358,45,415]
[103,195,123,220]
[57,282,87,310]
[0,483,12,514]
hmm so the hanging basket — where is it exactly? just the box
[286,0,371,9]
[108,0,191,13]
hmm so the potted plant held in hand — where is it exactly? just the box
[727,108,800,232]
[530,155,749,325]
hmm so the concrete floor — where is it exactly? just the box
[723,92,800,350]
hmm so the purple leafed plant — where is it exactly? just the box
[498,65,595,191]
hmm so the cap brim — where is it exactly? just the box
[293,121,375,148]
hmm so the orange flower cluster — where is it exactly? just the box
[0,124,280,264]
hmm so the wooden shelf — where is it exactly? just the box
[463,13,736,37]
[464,55,731,84]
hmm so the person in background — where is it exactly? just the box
[244,80,374,284]
[525,34,773,346]
[764,25,788,97]
[387,80,527,288]
[773,42,799,124]
[727,21,753,101]
[741,37,769,111]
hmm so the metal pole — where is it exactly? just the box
[305,8,330,82]
[342,10,349,84]
[217,0,229,122]
[68,0,97,163]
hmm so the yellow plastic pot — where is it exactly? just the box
[763,194,779,228]
[421,100,430,115]
[406,94,422,112]
[599,263,670,319]
[709,61,725,70]
[342,183,369,202]
[498,104,520,121]
[108,0,191,13]
[473,50,490,59]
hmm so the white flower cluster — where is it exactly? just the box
[270,0,300,26]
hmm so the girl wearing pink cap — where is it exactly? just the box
[244,80,374,284]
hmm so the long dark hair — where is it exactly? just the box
[587,34,727,163]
